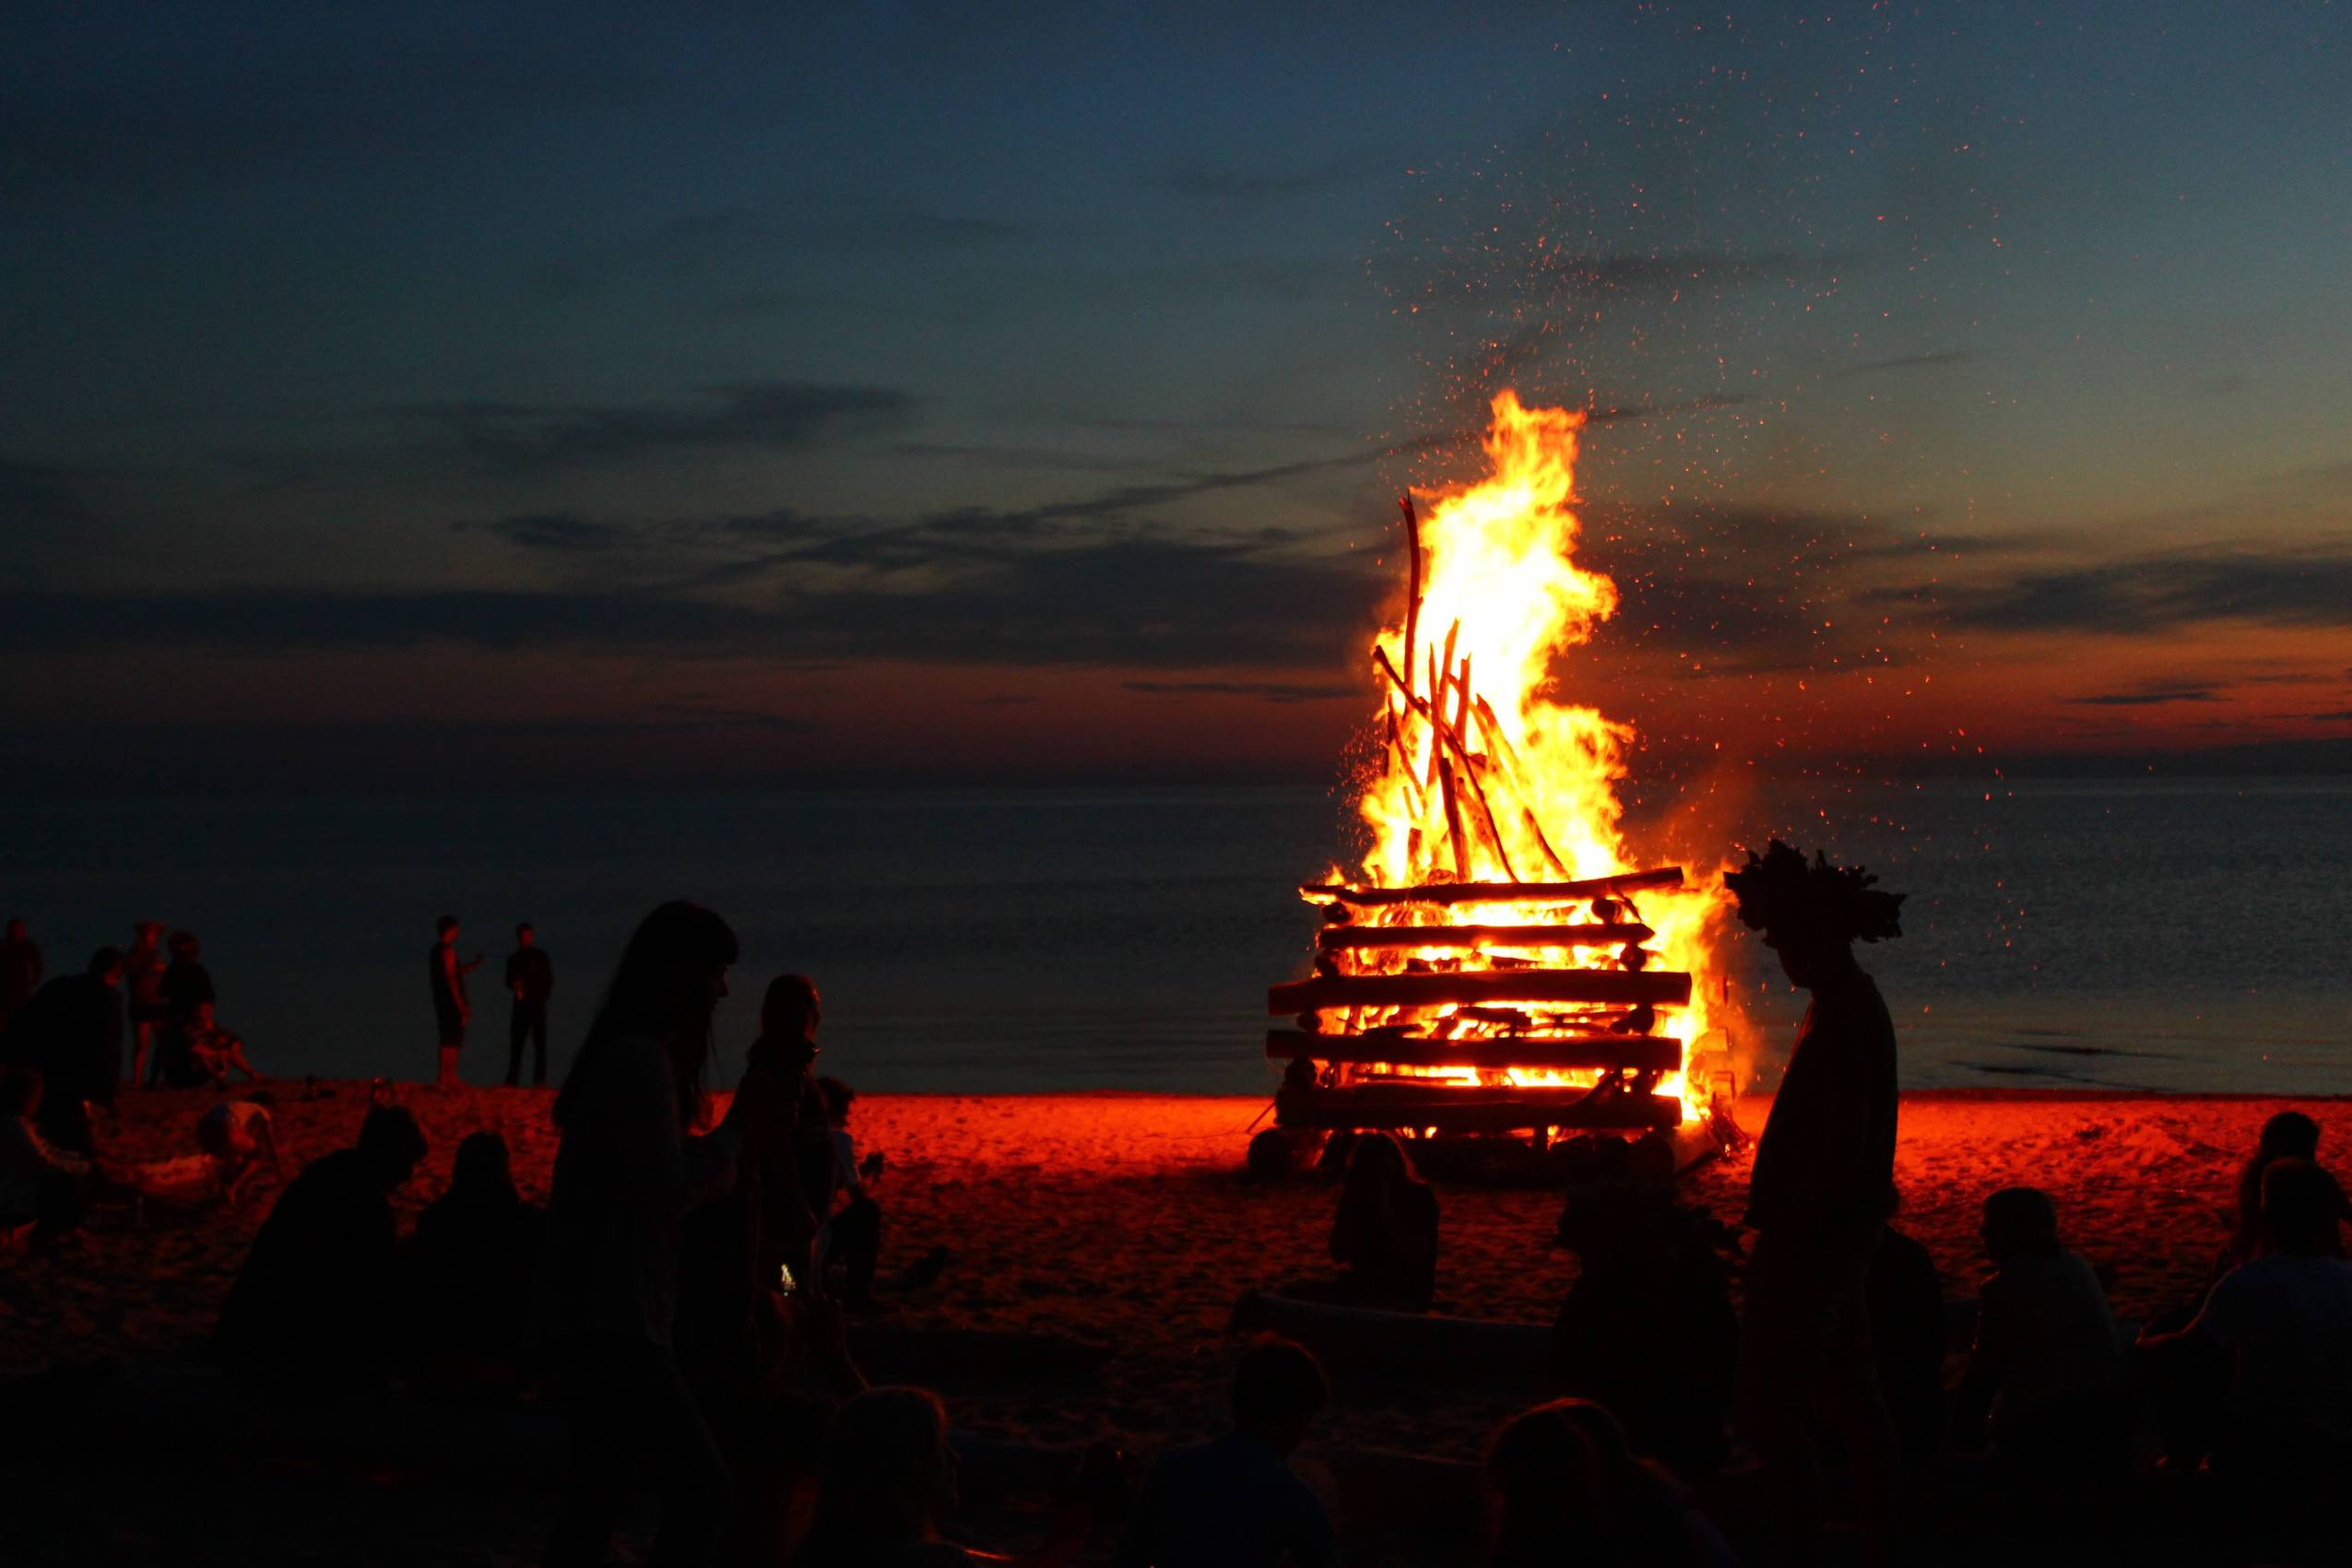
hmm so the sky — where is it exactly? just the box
[3,0,2348,795]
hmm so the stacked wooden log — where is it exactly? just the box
[1271,864,1695,1137]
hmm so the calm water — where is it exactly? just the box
[4,781,2346,1097]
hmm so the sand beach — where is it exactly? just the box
[5,1083,2346,1563]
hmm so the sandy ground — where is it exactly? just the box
[4,1084,2347,1563]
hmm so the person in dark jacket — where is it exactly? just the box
[502,922,555,1088]
[214,1104,429,1396]
[3,948,125,1157]
[1724,840,1906,1562]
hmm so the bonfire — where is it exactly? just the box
[1267,391,1738,1150]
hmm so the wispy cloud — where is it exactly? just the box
[1124,678,1361,703]
[1877,546,2352,633]
[2063,687,2226,707]
[396,380,912,472]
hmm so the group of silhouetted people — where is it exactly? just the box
[428,914,558,1089]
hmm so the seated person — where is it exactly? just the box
[0,1065,92,1248]
[183,1000,261,1087]
[213,1104,428,1396]
[1320,1131,1439,1311]
[2223,1110,2349,1271]
[2144,1158,2352,1471]
[1117,1337,1338,1568]
[1954,1187,2133,1468]
[195,1089,282,1208]
[815,1076,885,1310]
[1550,1182,1738,1479]
[399,1130,544,1387]
[798,1385,1093,1568]
[1484,1397,1733,1568]
[1868,1208,1952,1464]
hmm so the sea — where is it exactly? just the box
[5,779,2347,1100]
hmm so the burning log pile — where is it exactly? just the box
[1266,393,1735,1149]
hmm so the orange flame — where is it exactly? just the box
[1321,390,1734,1123]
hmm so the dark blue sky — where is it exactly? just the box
[4,1,2347,789]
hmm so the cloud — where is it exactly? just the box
[2063,687,2225,707]
[0,43,650,207]
[1879,546,2352,633]
[1124,679,1361,703]
[454,514,631,552]
[398,380,912,472]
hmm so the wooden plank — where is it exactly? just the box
[1274,1088,1682,1133]
[1269,967,1691,1015]
[1266,1029,1680,1073]
[1315,922,1652,953]
[1299,867,1684,908]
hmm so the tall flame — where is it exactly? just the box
[1331,389,1731,1121]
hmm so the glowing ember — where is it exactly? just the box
[1272,390,1736,1137]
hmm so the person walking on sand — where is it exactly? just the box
[428,915,482,1089]
[0,919,43,1034]
[532,901,798,1568]
[1723,839,1907,1565]
[502,922,554,1088]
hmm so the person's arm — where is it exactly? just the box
[256,1116,283,1175]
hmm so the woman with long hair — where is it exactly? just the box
[535,901,795,1568]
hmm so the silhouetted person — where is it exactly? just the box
[1723,839,1905,1562]
[157,929,216,1087]
[4,947,126,1156]
[183,998,261,1086]
[213,1103,428,1396]
[195,1089,281,1208]
[2144,1158,2352,1470]
[532,902,797,1568]
[124,921,167,1088]
[1118,1337,1339,1568]
[0,1064,90,1248]
[1327,1130,1439,1311]
[674,973,825,1426]
[503,922,555,1088]
[1483,1397,1732,1568]
[400,1130,544,1386]
[1867,1215,1949,1464]
[1953,1186,2132,1470]
[1550,1179,1739,1479]
[797,1385,975,1568]
[817,1075,886,1310]
[0,919,42,1034]
[2226,1110,2348,1270]
[428,914,482,1088]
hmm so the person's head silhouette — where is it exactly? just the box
[1231,1336,1330,1455]
[1725,839,1904,989]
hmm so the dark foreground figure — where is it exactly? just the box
[213,1104,429,1395]
[1724,840,1905,1563]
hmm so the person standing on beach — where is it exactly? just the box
[428,915,482,1088]
[124,922,167,1088]
[502,922,554,1088]
[1723,839,1906,1564]
[532,901,797,1568]
[0,920,42,1035]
